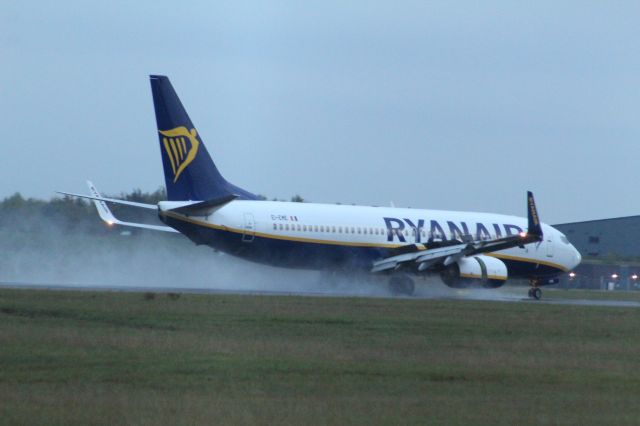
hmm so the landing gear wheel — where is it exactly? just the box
[532,287,542,300]
[528,279,542,300]
[389,274,415,296]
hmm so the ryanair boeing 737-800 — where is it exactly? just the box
[60,75,581,299]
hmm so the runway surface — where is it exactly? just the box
[2,281,640,308]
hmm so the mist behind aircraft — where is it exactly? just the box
[0,194,515,300]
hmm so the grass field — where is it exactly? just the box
[544,287,640,301]
[1,288,639,425]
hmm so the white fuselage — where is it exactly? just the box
[159,200,581,276]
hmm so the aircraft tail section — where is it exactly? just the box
[149,75,257,201]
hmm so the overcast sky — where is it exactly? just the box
[2,1,639,223]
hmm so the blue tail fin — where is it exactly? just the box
[150,75,257,201]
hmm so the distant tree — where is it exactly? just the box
[291,194,305,203]
[121,187,166,204]
[110,187,168,225]
[42,196,94,231]
[1,193,26,209]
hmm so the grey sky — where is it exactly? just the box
[2,1,639,223]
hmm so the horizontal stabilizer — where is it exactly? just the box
[168,194,237,215]
[94,202,178,232]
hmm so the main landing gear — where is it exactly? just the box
[389,274,415,296]
[528,279,542,300]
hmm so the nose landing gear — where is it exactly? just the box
[528,279,542,300]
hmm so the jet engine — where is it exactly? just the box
[440,255,508,289]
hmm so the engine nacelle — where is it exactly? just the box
[440,255,508,289]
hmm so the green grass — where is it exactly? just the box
[1,289,640,425]
[544,287,640,301]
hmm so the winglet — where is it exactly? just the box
[87,180,118,225]
[85,181,178,233]
[526,191,543,239]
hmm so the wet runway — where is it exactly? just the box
[2,281,640,308]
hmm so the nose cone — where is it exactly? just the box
[569,244,582,270]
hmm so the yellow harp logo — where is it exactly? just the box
[159,127,200,182]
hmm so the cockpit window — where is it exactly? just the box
[560,235,570,244]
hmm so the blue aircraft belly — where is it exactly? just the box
[496,258,563,282]
[163,215,388,270]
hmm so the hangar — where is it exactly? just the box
[554,216,640,290]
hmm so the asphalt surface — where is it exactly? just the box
[1,281,640,308]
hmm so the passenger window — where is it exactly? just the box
[339,226,343,233]
[279,224,283,230]
[285,224,289,231]
[332,226,336,232]
[273,223,277,230]
[297,224,301,231]
[351,227,355,233]
[320,225,324,232]
[314,225,318,232]
[303,225,307,232]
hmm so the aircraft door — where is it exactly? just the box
[546,235,554,258]
[242,213,255,242]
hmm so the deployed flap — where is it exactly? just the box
[372,243,466,273]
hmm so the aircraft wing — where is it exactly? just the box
[372,191,544,273]
[57,181,179,233]
[56,191,157,210]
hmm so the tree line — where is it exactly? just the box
[0,189,307,237]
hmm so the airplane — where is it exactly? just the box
[59,75,582,300]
